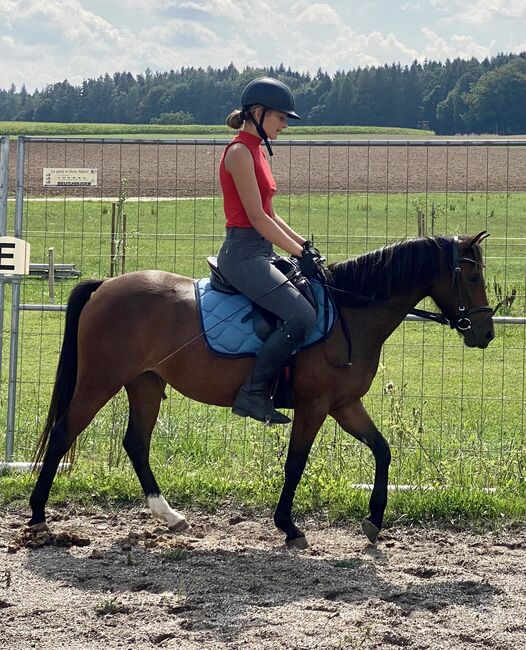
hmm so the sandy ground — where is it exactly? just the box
[1,504,525,650]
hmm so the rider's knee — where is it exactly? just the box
[282,310,316,346]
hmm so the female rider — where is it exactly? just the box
[217,77,323,425]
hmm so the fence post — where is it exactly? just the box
[110,202,116,276]
[0,136,9,399]
[5,136,25,462]
[48,247,55,303]
[0,136,8,228]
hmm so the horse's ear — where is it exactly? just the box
[468,231,490,247]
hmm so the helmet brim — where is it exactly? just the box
[243,104,301,120]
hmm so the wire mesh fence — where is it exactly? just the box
[0,136,525,492]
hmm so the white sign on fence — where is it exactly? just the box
[43,168,98,187]
[0,237,30,275]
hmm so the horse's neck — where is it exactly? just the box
[342,286,426,349]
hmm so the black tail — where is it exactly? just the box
[33,280,104,467]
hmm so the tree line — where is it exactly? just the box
[1,54,526,134]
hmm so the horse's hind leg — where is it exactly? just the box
[29,385,119,528]
[124,372,189,533]
[29,415,73,527]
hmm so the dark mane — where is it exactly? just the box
[328,236,453,308]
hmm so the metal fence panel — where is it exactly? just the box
[0,136,10,402]
[1,136,525,490]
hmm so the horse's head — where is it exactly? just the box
[432,231,495,349]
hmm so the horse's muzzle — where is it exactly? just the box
[462,323,495,349]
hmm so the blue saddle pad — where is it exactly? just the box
[195,278,336,357]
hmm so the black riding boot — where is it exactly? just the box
[232,319,305,424]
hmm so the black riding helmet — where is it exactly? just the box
[241,77,300,119]
[241,77,300,155]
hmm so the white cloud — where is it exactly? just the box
[0,0,17,13]
[429,0,459,8]
[295,3,341,26]
[436,0,526,25]
[143,20,220,47]
[5,0,132,51]
[404,0,526,25]
[0,0,139,88]
[421,27,491,61]
[0,34,15,48]
[498,0,526,19]
[325,28,419,69]
[162,0,253,17]
[1,0,526,91]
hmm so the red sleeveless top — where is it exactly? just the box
[219,131,276,228]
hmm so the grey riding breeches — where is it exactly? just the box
[217,227,317,338]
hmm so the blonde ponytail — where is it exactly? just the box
[226,109,245,129]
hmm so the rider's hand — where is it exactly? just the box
[296,241,325,277]
[302,240,324,260]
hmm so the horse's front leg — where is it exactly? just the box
[331,400,391,543]
[273,403,327,549]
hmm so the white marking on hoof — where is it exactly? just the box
[147,495,190,532]
[361,518,380,543]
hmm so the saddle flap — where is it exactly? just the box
[195,278,336,358]
[242,307,278,342]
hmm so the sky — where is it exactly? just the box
[1,0,526,91]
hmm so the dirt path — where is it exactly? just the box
[1,505,525,649]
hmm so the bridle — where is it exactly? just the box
[410,236,497,333]
[320,236,501,366]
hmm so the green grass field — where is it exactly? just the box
[1,190,525,523]
[0,121,434,139]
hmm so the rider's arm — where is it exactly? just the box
[225,144,303,256]
[271,211,306,246]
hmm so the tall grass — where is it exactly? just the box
[1,191,525,521]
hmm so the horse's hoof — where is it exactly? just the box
[286,535,309,550]
[28,521,49,533]
[361,518,380,544]
[168,519,191,533]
